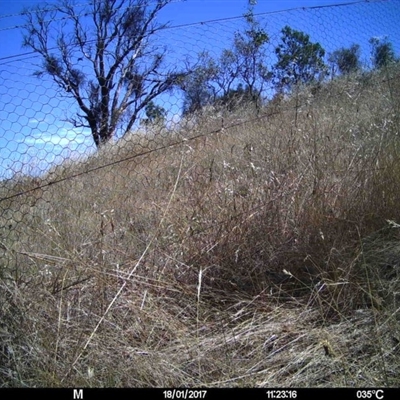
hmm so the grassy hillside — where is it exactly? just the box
[1,64,400,387]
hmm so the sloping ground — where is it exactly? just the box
[1,64,400,387]
[1,269,399,387]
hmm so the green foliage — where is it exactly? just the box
[274,25,327,92]
[141,101,167,126]
[216,83,261,111]
[180,52,218,115]
[231,6,271,103]
[180,5,271,114]
[369,36,396,69]
[329,44,361,76]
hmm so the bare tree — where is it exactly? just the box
[22,0,183,148]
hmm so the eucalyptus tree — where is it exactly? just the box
[274,26,327,93]
[329,44,361,76]
[22,0,183,148]
[180,3,271,114]
[369,36,396,69]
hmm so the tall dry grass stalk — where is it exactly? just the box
[1,64,400,387]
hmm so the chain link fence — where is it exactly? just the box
[1,0,400,386]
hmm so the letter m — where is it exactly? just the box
[73,389,83,399]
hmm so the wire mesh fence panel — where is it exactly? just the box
[0,0,398,275]
[0,0,399,284]
[0,2,397,217]
[1,0,400,387]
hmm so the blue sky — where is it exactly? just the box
[0,0,399,179]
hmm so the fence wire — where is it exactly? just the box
[2,0,400,388]
[0,0,400,282]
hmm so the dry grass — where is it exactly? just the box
[1,64,400,387]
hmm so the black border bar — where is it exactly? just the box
[0,388,399,400]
